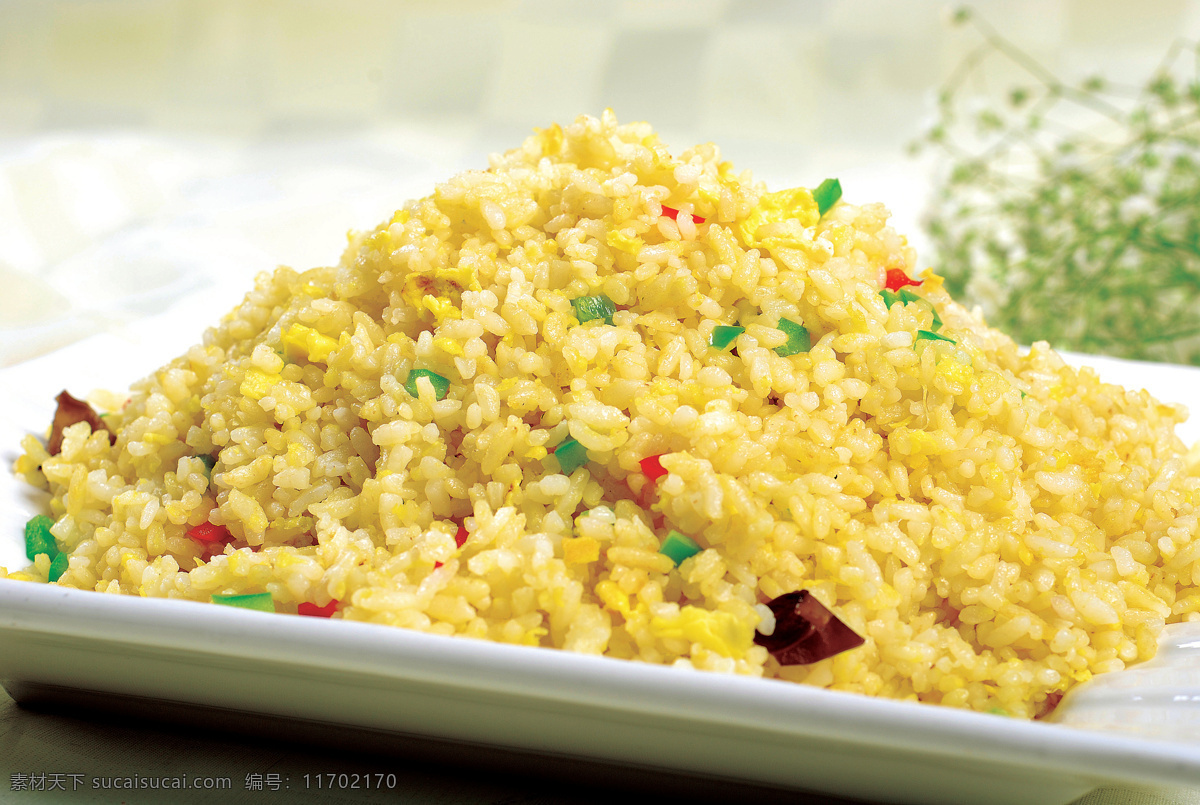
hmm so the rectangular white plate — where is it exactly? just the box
[4,323,1200,805]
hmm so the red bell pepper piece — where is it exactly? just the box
[640,454,669,482]
[298,600,339,618]
[188,521,231,543]
[661,205,706,225]
[885,268,922,291]
[434,524,471,569]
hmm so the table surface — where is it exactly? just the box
[0,683,859,805]
[2,685,1198,805]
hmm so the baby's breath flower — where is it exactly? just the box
[916,16,1200,365]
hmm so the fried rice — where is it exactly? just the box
[9,111,1200,719]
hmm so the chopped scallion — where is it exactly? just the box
[24,515,57,562]
[212,592,276,613]
[813,178,842,217]
[197,454,217,484]
[405,369,451,401]
[659,530,702,566]
[774,318,811,357]
[916,330,956,344]
[571,294,616,326]
[48,552,69,583]
[710,325,744,351]
[554,436,589,475]
[897,287,944,331]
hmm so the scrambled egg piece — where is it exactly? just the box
[562,536,601,565]
[738,188,819,249]
[650,605,756,659]
[240,368,281,400]
[281,324,341,365]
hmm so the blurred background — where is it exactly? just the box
[4,0,1200,368]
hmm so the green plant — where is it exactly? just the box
[915,8,1200,364]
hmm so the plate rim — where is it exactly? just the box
[2,578,1199,794]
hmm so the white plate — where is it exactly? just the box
[3,325,1200,805]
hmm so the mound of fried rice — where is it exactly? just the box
[10,112,1200,718]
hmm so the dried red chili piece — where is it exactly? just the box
[1034,690,1065,720]
[48,390,114,455]
[885,268,922,292]
[754,590,864,665]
